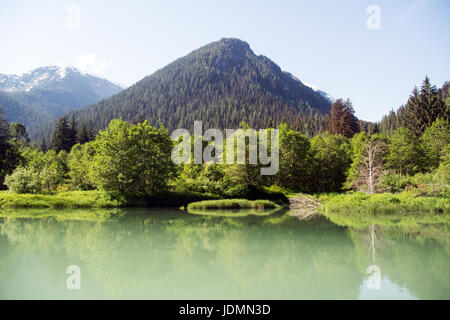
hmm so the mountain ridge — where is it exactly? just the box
[67,38,331,137]
[0,66,123,139]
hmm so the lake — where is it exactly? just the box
[0,208,448,299]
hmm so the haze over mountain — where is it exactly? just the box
[0,65,122,139]
[67,38,332,137]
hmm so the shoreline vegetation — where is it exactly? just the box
[1,190,448,216]
[317,192,449,214]
[0,189,287,209]
[0,190,220,209]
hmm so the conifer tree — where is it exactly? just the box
[40,137,48,153]
[403,77,447,136]
[87,120,95,141]
[326,98,359,138]
[0,108,11,155]
[50,116,72,152]
[77,124,89,144]
[0,107,21,188]
[69,114,78,147]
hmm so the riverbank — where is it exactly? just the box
[0,190,220,208]
[1,189,448,213]
[0,184,290,208]
[317,191,449,214]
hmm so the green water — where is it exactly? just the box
[0,208,448,300]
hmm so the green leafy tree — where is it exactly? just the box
[40,150,68,192]
[386,128,423,175]
[5,147,67,193]
[177,163,232,195]
[67,143,96,190]
[307,132,351,192]
[4,167,36,193]
[90,119,176,192]
[274,123,310,190]
[221,125,277,189]
[420,118,450,171]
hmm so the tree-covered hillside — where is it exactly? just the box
[70,38,331,135]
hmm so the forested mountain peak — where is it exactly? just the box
[194,38,253,58]
[68,37,332,137]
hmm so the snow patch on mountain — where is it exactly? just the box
[302,82,335,104]
[283,71,335,104]
[0,66,122,94]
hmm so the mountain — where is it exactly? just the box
[68,38,332,137]
[0,66,122,139]
[302,81,335,104]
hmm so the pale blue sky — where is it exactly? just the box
[0,0,449,121]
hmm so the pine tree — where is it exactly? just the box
[0,107,20,188]
[69,114,78,147]
[0,108,10,155]
[326,98,359,138]
[341,99,359,138]
[326,99,344,135]
[77,124,89,144]
[50,116,72,152]
[40,138,48,153]
[403,77,447,136]
[87,120,95,141]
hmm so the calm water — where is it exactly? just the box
[0,208,448,300]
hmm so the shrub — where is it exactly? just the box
[5,167,36,193]
[380,174,414,193]
[5,149,67,194]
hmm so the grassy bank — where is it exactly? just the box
[0,190,220,209]
[0,190,120,208]
[319,191,449,214]
[0,207,124,221]
[187,199,279,210]
[0,185,288,209]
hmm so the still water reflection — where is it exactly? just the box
[0,208,448,299]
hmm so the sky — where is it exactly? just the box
[0,0,449,121]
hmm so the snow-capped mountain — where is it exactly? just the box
[283,71,335,104]
[0,66,123,140]
[0,65,122,97]
[302,82,335,104]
